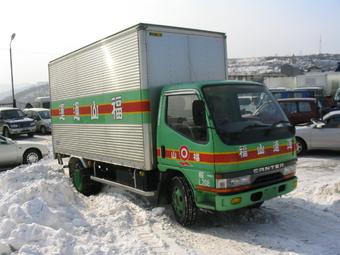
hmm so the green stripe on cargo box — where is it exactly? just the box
[51,89,151,125]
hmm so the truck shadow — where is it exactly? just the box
[185,196,340,255]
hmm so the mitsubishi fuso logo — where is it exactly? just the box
[253,163,284,174]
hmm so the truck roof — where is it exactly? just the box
[49,23,226,65]
[162,80,264,91]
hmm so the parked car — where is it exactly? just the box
[278,98,321,125]
[0,135,49,166]
[0,107,36,137]
[24,108,51,134]
[295,110,340,155]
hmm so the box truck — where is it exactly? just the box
[49,24,297,226]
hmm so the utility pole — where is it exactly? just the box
[9,33,16,108]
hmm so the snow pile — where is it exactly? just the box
[0,160,176,255]
[1,136,340,255]
[292,157,340,216]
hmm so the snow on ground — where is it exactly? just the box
[0,135,340,255]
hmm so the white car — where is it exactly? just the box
[0,135,49,166]
[24,108,51,134]
[295,110,340,155]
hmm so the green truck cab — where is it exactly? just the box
[49,24,297,226]
[156,81,297,225]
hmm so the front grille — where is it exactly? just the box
[18,122,32,128]
[253,172,283,185]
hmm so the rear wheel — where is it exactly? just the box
[23,149,42,164]
[171,176,197,226]
[68,158,102,196]
[296,138,307,155]
[28,133,34,137]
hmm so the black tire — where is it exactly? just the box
[40,126,47,135]
[23,149,42,164]
[171,176,197,227]
[3,127,10,138]
[296,137,307,155]
[28,133,34,137]
[68,158,101,196]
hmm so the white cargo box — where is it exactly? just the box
[49,23,227,170]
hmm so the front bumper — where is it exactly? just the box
[10,126,36,135]
[197,177,297,211]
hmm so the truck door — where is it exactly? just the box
[157,90,215,186]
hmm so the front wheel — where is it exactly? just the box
[40,126,47,134]
[3,127,10,138]
[171,176,197,227]
[296,138,307,155]
[23,149,42,164]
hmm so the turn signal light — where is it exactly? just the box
[231,197,242,205]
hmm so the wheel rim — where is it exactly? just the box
[172,186,185,218]
[4,129,9,137]
[26,152,39,163]
[296,141,302,154]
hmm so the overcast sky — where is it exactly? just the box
[0,0,339,91]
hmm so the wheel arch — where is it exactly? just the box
[2,125,10,136]
[69,156,88,169]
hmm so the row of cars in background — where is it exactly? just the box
[0,107,51,168]
[0,107,51,137]
[269,87,340,155]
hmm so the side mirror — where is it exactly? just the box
[193,100,206,126]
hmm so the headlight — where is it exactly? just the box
[30,122,36,126]
[282,165,296,176]
[10,124,19,128]
[216,175,251,188]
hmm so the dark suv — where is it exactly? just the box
[0,107,36,137]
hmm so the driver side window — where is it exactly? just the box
[166,94,207,142]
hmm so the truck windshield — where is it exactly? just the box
[203,84,293,145]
